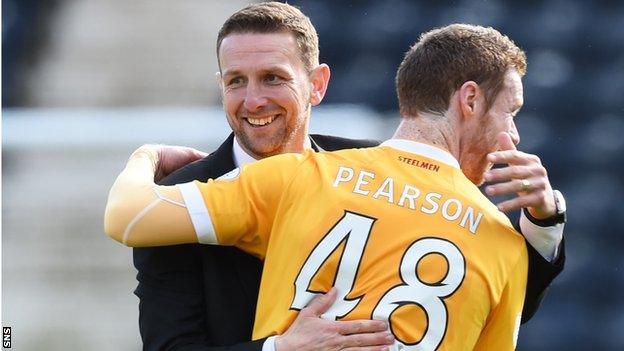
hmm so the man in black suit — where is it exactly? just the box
[133,3,393,350]
[133,3,565,350]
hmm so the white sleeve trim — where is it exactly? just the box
[177,182,218,244]
[262,336,278,351]
[520,210,564,262]
[154,186,187,207]
[122,198,161,245]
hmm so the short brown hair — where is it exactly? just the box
[396,24,527,116]
[216,2,319,72]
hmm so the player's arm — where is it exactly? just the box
[473,246,529,350]
[106,141,310,250]
[104,145,199,246]
[109,146,394,351]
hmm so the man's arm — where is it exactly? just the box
[104,146,197,246]
[520,237,565,323]
[108,144,394,350]
[136,253,392,351]
[134,142,274,350]
[484,132,566,323]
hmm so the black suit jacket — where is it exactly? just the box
[133,134,565,350]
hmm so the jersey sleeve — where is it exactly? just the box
[104,147,199,246]
[179,153,306,259]
[473,245,529,350]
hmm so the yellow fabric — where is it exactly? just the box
[104,148,197,246]
[194,146,528,350]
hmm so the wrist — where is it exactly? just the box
[524,190,566,226]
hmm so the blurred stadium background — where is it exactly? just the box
[2,0,623,350]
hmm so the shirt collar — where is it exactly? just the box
[232,137,258,168]
[380,139,460,169]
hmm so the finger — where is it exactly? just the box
[487,150,534,165]
[339,331,394,348]
[301,288,337,317]
[337,319,389,335]
[496,132,517,151]
[484,165,533,183]
[160,146,208,176]
[485,178,545,197]
[192,150,209,159]
[488,150,542,166]
[496,192,543,213]
[185,147,209,160]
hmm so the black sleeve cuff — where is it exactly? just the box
[522,207,565,227]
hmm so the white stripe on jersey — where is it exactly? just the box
[178,182,217,244]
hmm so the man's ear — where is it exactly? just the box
[309,64,331,106]
[458,81,483,119]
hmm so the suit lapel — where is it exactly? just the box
[199,133,237,181]
[309,136,323,152]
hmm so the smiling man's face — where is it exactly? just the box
[218,31,316,159]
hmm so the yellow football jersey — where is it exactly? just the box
[180,139,528,351]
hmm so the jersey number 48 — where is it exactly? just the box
[291,211,466,351]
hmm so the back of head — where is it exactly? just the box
[396,24,526,117]
[216,1,319,72]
